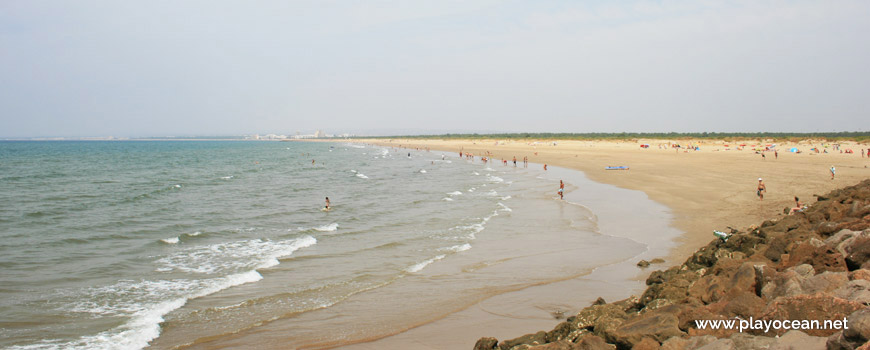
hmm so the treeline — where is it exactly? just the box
[363,132,870,142]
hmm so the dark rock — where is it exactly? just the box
[637,260,650,268]
[474,337,499,350]
[650,258,666,265]
[593,297,607,306]
[575,304,628,332]
[782,242,848,273]
[500,331,547,350]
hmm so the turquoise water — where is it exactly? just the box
[0,141,655,349]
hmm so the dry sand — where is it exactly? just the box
[338,138,869,349]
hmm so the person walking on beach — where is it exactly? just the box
[544,164,548,171]
[830,166,836,180]
[523,156,528,167]
[757,178,766,201]
[512,156,517,167]
[558,180,565,200]
[775,150,778,159]
[761,152,766,160]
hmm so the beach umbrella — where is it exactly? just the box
[790,147,799,152]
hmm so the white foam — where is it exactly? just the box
[46,270,267,350]
[220,176,234,180]
[186,231,202,237]
[486,190,498,196]
[500,195,512,200]
[498,202,512,212]
[419,169,427,173]
[468,188,475,192]
[155,235,317,275]
[447,191,463,196]
[173,184,182,188]
[356,173,369,179]
[160,237,179,244]
[484,167,495,171]
[405,255,446,273]
[440,243,472,253]
[314,223,339,232]
[442,197,454,201]
[472,172,480,176]
[487,176,504,183]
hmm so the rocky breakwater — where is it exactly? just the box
[474,179,870,350]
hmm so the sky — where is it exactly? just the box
[1,0,868,137]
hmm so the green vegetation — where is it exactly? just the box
[360,132,870,142]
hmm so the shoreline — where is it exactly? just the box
[336,163,681,349]
[335,138,869,348]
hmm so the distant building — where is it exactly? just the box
[314,130,325,138]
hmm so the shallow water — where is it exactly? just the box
[0,141,669,350]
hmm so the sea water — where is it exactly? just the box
[0,141,663,349]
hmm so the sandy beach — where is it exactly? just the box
[340,137,869,349]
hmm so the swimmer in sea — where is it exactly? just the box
[325,197,330,210]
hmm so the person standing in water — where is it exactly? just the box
[757,178,766,201]
[558,180,565,200]
[324,197,331,210]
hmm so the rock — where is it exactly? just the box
[826,229,857,248]
[800,271,850,294]
[650,258,666,265]
[527,340,576,350]
[844,308,870,345]
[833,279,870,305]
[606,310,684,348]
[761,269,805,299]
[721,292,765,319]
[546,321,575,343]
[638,260,651,268]
[844,237,870,271]
[475,337,499,350]
[694,338,733,350]
[769,330,826,350]
[760,294,865,336]
[631,337,660,350]
[782,242,848,273]
[574,334,615,350]
[593,297,607,306]
[850,269,870,281]
[575,304,628,332]
[500,331,547,350]
[728,332,777,349]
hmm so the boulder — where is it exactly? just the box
[781,242,848,273]
[721,292,765,319]
[631,337,660,350]
[844,237,870,271]
[833,279,870,305]
[849,269,870,281]
[606,309,684,348]
[800,271,850,294]
[650,258,666,265]
[769,330,826,350]
[526,340,577,350]
[500,331,547,350]
[760,294,865,336]
[575,304,628,331]
[843,308,870,345]
[574,334,615,350]
[727,332,777,349]
[475,337,499,350]
[638,260,651,268]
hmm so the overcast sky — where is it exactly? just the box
[1,1,868,137]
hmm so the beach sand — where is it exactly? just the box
[339,138,869,349]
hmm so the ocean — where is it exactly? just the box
[0,141,673,349]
